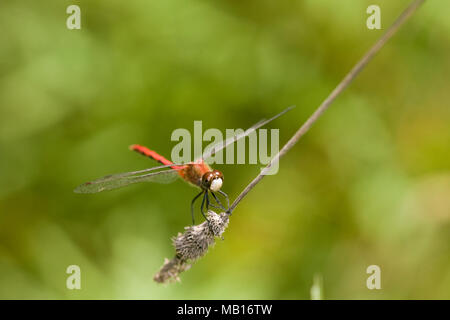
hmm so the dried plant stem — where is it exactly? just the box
[228,0,426,213]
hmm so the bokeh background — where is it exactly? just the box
[0,0,449,299]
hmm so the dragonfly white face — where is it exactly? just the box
[210,178,223,192]
[202,170,223,192]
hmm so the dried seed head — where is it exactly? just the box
[153,257,191,284]
[173,211,229,261]
[154,210,229,284]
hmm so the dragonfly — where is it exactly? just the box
[74,106,293,224]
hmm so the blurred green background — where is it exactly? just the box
[0,0,449,299]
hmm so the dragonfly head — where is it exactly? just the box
[202,170,223,192]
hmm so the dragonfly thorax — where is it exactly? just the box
[201,170,223,192]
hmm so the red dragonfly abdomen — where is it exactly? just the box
[130,144,177,167]
[130,144,211,188]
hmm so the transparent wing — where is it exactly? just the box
[77,163,182,185]
[200,105,295,161]
[74,167,183,194]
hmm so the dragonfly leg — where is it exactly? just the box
[200,191,209,223]
[191,190,204,225]
[208,203,222,210]
[218,190,230,213]
[210,191,226,211]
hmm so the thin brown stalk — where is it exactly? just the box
[228,0,426,213]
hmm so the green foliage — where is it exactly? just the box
[0,0,449,299]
